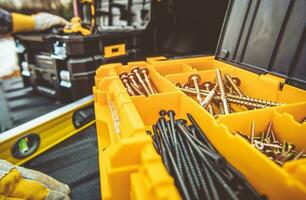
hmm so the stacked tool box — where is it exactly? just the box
[15,31,142,102]
[15,0,150,102]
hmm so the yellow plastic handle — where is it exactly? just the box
[104,44,126,58]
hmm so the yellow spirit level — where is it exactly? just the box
[0,95,95,165]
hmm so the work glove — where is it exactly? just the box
[0,159,70,200]
[33,12,68,31]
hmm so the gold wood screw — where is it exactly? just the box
[228,95,283,107]
[177,86,270,109]
[218,101,225,115]
[250,120,255,145]
[238,121,301,166]
[188,74,202,104]
[120,73,136,96]
[140,68,157,94]
[132,67,151,96]
[200,82,217,115]
[128,73,141,90]
[224,74,244,97]
[265,122,273,139]
[293,149,305,160]
[216,68,230,114]
[127,73,144,95]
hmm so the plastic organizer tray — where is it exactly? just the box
[93,56,306,200]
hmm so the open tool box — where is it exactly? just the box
[93,0,306,199]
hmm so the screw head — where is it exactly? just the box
[167,110,175,118]
[140,68,149,75]
[127,73,136,79]
[119,72,128,79]
[175,82,182,88]
[231,76,241,86]
[254,140,265,151]
[176,119,187,125]
[188,74,201,85]
[159,110,167,118]
[131,67,140,74]
[201,81,213,90]
[182,83,190,89]
[120,74,129,83]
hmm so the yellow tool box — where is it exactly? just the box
[94,0,306,199]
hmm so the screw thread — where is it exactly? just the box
[142,72,156,94]
[224,74,244,96]
[216,69,230,114]
[186,140,209,193]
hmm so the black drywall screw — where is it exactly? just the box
[177,144,200,200]
[183,133,211,200]
[176,121,226,168]
[156,121,171,148]
[149,112,263,200]
[187,113,216,151]
[158,110,173,147]
[157,123,192,200]
[176,120,238,200]
[200,159,219,200]
[226,163,248,184]
[220,168,240,187]
[226,163,267,200]
[166,120,174,151]
[153,125,171,172]
[147,131,160,153]
[189,125,197,138]
[167,110,177,145]
[167,110,184,178]
[177,123,200,198]
[201,154,239,200]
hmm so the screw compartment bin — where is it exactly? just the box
[94,60,306,200]
[94,0,306,199]
[216,107,306,200]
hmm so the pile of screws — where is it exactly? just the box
[147,110,265,200]
[176,68,283,116]
[236,121,306,166]
[119,67,158,96]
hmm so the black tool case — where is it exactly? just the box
[14,29,142,102]
[44,30,142,57]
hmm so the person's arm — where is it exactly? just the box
[0,7,68,34]
[11,12,35,33]
[0,7,13,34]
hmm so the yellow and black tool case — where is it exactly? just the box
[93,0,306,199]
[14,29,142,103]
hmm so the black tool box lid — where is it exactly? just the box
[215,0,306,90]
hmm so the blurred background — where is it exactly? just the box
[0,0,72,78]
[0,0,72,16]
